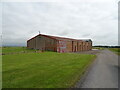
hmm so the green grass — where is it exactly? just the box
[2,52,96,88]
[109,48,120,55]
[2,47,38,54]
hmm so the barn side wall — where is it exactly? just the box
[65,40,92,52]
[57,40,67,53]
[78,41,83,51]
[66,40,72,52]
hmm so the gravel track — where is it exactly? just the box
[75,49,118,88]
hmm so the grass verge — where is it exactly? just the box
[109,48,120,55]
[3,52,96,88]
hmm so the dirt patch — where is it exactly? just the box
[72,49,102,55]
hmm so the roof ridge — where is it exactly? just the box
[27,34,91,42]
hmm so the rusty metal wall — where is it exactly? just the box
[66,40,72,52]
[56,40,92,53]
[27,35,92,52]
[57,40,67,53]
[43,36,57,51]
[27,35,57,51]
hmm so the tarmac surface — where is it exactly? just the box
[75,49,118,88]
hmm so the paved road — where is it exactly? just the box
[75,49,118,88]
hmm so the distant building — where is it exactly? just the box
[27,34,92,53]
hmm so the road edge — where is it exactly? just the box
[73,53,99,88]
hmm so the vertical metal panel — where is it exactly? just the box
[27,35,92,52]
[66,40,72,52]
[57,40,67,53]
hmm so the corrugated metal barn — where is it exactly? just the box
[27,34,92,53]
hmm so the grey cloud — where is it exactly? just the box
[2,1,118,46]
[58,31,69,36]
[82,34,91,37]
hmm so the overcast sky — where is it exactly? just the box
[1,0,119,46]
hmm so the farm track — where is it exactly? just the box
[75,49,118,88]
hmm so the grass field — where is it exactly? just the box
[2,47,96,88]
[109,48,120,55]
[2,47,38,54]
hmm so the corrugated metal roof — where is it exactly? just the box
[45,35,81,41]
[27,34,92,42]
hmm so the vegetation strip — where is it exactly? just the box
[2,47,39,55]
[3,50,96,88]
[109,48,120,55]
